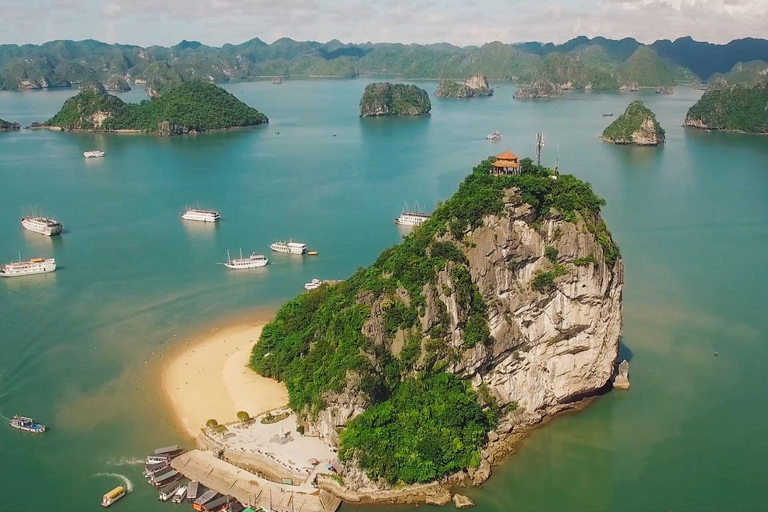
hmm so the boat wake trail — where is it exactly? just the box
[106,457,144,467]
[95,473,133,492]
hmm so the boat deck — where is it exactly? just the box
[172,450,340,512]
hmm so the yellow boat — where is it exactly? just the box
[102,486,126,507]
[307,251,319,256]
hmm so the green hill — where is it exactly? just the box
[602,101,665,145]
[359,83,431,116]
[708,61,768,90]
[45,81,268,134]
[685,84,768,133]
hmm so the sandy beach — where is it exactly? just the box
[163,321,289,437]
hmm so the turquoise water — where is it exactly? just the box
[1,81,768,512]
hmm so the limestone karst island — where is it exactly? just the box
[4,4,768,512]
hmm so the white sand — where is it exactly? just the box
[163,322,289,437]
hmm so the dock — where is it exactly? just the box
[172,450,341,512]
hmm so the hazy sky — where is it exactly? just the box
[1,0,767,47]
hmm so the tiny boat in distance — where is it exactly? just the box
[181,207,221,223]
[602,112,614,117]
[395,202,431,227]
[307,251,319,256]
[101,486,126,507]
[272,77,282,84]
[8,415,47,433]
[304,278,323,291]
[84,150,105,158]
[0,257,56,278]
[221,249,268,269]
[21,215,62,236]
[486,130,502,141]
[270,240,307,254]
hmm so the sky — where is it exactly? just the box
[1,0,767,47]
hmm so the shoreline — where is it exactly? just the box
[161,312,288,438]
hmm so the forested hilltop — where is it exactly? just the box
[685,84,768,133]
[45,81,267,135]
[3,36,768,92]
[250,157,624,487]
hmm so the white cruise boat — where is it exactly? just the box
[84,150,105,158]
[181,208,221,223]
[486,130,502,141]
[0,257,56,278]
[220,249,268,270]
[304,278,323,291]
[21,215,62,236]
[270,240,307,254]
[394,202,431,227]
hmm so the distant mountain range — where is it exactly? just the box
[2,36,768,92]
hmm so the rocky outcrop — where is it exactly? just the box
[106,75,131,92]
[359,83,431,116]
[453,494,475,509]
[685,84,768,133]
[513,79,563,99]
[425,488,452,506]
[601,100,665,145]
[0,118,20,131]
[435,74,493,98]
[613,360,630,390]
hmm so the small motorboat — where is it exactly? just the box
[307,251,319,256]
[8,415,46,433]
[102,486,126,507]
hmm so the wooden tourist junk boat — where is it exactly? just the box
[8,415,47,433]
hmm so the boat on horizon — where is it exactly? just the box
[272,77,282,84]
[220,249,268,269]
[270,240,307,254]
[602,112,614,117]
[0,256,56,278]
[486,130,502,140]
[84,150,105,159]
[181,207,220,223]
[101,486,125,507]
[8,415,47,433]
[394,202,431,227]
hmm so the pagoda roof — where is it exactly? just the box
[495,150,519,160]
[492,159,520,167]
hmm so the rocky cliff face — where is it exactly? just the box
[359,83,431,116]
[308,189,623,449]
[685,84,768,133]
[0,118,20,131]
[513,79,563,99]
[435,74,493,98]
[602,100,665,145]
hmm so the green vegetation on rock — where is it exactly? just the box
[708,61,768,90]
[359,83,431,116]
[45,81,268,134]
[0,118,20,131]
[601,100,665,145]
[685,84,768,133]
[250,156,618,485]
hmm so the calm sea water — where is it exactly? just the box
[1,80,767,512]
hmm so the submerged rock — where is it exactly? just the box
[435,74,493,98]
[601,100,665,145]
[613,360,630,390]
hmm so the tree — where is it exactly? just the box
[237,411,250,423]
[206,419,218,428]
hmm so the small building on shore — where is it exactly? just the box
[491,150,521,175]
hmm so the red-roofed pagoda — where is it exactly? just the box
[491,150,521,176]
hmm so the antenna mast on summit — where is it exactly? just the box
[535,131,546,166]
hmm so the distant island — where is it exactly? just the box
[250,156,623,495]
[0,118,20,131]
[685,84,768,133]
[514,79,563,99]
[601,101,666,145]
[708,61,768,90]
[2,36,768,93]
[435,74,493,98]
[43,81,268,135]
[359,83,431,117]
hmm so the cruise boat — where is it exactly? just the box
[21,215,63,236]
[0,257,56,278]
[101,486,126,507]
[8,415,47,433]
[486,130,502,140]
[394,202,431,227]
[159,484,180,502]
[171,486,188,504]
[221,249,268,269]
[181,208,221,223]
[269,240,307,254]
[151,469,181,487]
[84,150,106,158]
[304,278,323,291]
